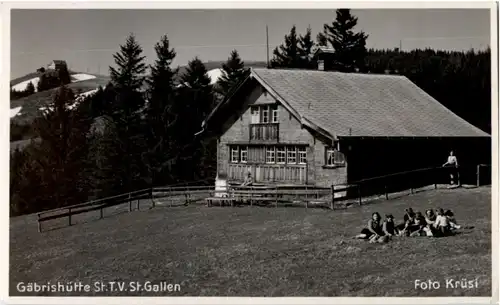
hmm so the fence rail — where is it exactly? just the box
[35,164,491,232]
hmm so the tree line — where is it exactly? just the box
[10,33,248,216]
[11,66,73,100]
[271,9,490,133]
[10,9,490,216]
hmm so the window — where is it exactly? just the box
[251,107,260,124]
[271,106,279,123]
[326,148,345,166]
[287,147,297,164]
[266,147,275,163]
[261,106,269,123]
[276,147,286,164]
[240,147,248,163]
[231,147,239,163]
[298,147,307,164]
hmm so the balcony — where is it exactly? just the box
[228,163,307,184]
[249,123,279,142]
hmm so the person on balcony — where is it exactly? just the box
[442,150,460,186]
[241,171,253,186]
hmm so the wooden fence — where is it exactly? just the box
[35,164,490,232]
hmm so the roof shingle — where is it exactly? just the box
[251,68,489,138]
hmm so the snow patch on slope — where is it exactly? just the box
[10,106,22,118]
[76,88,99,101]
[11,78,40,92]
[207,68,224,85]
[11,73,98,93]
[71,73,96,82]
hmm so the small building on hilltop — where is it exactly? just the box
[47,60,67,71]
[200,68,490,189]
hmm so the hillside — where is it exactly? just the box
[10,73,110,125]
[10,61,267,124]
[9,60,268,146]
[10,187,492,296]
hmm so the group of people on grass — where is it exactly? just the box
[354,207,462,243]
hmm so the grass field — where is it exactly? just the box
[10,186,491,297]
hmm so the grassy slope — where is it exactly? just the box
[10,187,491,296]
[10,75,110,125]
[10,72,43,87]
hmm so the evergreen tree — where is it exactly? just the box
[143,34,179,186]
[298,26,316,69]
[25,81,35,95]
[58,65,72,85]
[316,28,328,47]
[11,86,94,212]
[216,50,249,97]
[317,9,368,72]
[176,58,216,181]
[97,33,148,195]
[36,73,49,92]
[37,72,60,92]
[110,33,147,92]
[270,25,301,68]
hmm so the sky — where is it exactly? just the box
[10,9,490,79]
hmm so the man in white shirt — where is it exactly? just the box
[442,150,460,186]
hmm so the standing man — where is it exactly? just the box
[442,150,460,186]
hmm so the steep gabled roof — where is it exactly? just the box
[203,68,490,139]
[51,60,67,65]
[313,46,335,55]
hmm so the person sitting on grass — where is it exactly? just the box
[444,209,461,230]
[354,212,387,243]
[409,212,428,237]
[382,214,398,238]
[424,209,438,236]
[398,208,416,236]
[425,209,437,224]
[434,208,452,237]
[403,208,416,223]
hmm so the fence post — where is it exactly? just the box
[477,164,481,187]
[137,198,140,211]
[250,186,253,207]
[170,188,173,207]
[68,208,72,226]
[358,184,362,205]
[150,188,155,209]
[100,206,103,219]
[275,186,278,208]
[330,185,335,210]
[385,184,388,200]
[37,214,41,233]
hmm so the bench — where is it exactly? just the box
[205,197,236,207]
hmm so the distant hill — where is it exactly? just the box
[10,73,110,125]
[9,60,269,146]
[176,60,268,78]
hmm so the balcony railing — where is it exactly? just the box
[228,163,307,184]
[249,123,279,141]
